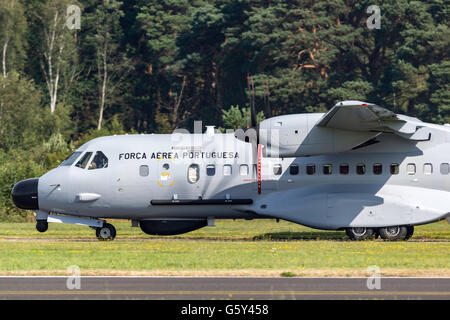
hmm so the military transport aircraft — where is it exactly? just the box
[11,101,450,241]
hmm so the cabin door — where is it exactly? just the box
[259,159,280,192]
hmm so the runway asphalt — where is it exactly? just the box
[0,277,448,300]
[0,237,448,242]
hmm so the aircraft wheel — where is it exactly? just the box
[405,226,414,240]
[36,220,48,233]
[96,223,116,241]
[379,226,407,241]
[346,227,374,241]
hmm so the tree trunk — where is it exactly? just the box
[48,13,57,113]
[97,51,107,131]
[0,37,8,132]
[263,80,272,118]
[40,11,63,114]
[172,75,187,129]
[213,62,223,112]
[2,38,7,80]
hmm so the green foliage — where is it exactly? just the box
[29,0,81,114]
[280,271,297,277]
[222,105,265,130]
[325,81,374,102]
[42,132,74,168]
[0,72,44,152]
[0,221,448,273]
[84,0,130,130]
[74,115,128,148]
[41,103,75,140]
[428,61,450,123]
[0,0,27,73]
[43,132,70,154]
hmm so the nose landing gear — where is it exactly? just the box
[95,223,116,241]
[36,220,48,233]
[33,213,116,241]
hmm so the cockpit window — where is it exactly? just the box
[89,151,108,170]
[75,152,93,169]
[60,152,82,166]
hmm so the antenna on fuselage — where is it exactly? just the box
[250,74,257,129]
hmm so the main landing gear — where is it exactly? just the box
[345,227,374,241]
[346,226,414,241]
[95,223,116,241]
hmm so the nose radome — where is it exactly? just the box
[11,178,39,210]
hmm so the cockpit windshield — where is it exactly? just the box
[89,151,108,170]
[75,152,93,169]
[59,152,82,166]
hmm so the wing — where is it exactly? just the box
[317,101,430,141]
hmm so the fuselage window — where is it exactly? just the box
[273,164,282,175]
[290,164,299,175]
[139,165,149,177]
[223,164,232,176]
[75,152,93,169]
[356,164,366,175]
[407,163,416,175]
[373,163,382,175]
[306,164,316,175]
[206,164,215,176]
[440,163,449,175]
[340,164,349,175]
[163,163,170,170]
[240,164,249,176]
[423,163,433,175]
[323,164,332,175]
[60,151,82,166]
[89,151,108,170]
[390,163,399,174]
[188,164,200,183]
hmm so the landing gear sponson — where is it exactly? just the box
[33,211,117,241]
[346,226,414,241]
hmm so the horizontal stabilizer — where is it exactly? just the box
[318,101,429,141]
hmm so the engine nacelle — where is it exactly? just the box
[258,113,379,157]
[139,219,207,236]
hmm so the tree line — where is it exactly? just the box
[0,0,448,220]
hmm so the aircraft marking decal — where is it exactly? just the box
[258,144,262,194]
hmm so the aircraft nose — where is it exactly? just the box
[11,178,39,210]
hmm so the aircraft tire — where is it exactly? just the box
[379,226,407,241]
[36,220,48,233]
[345,227,374,241]
[405,226,414,240]
[96,223,116,241]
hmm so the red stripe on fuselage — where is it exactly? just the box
[258,144,262,194]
